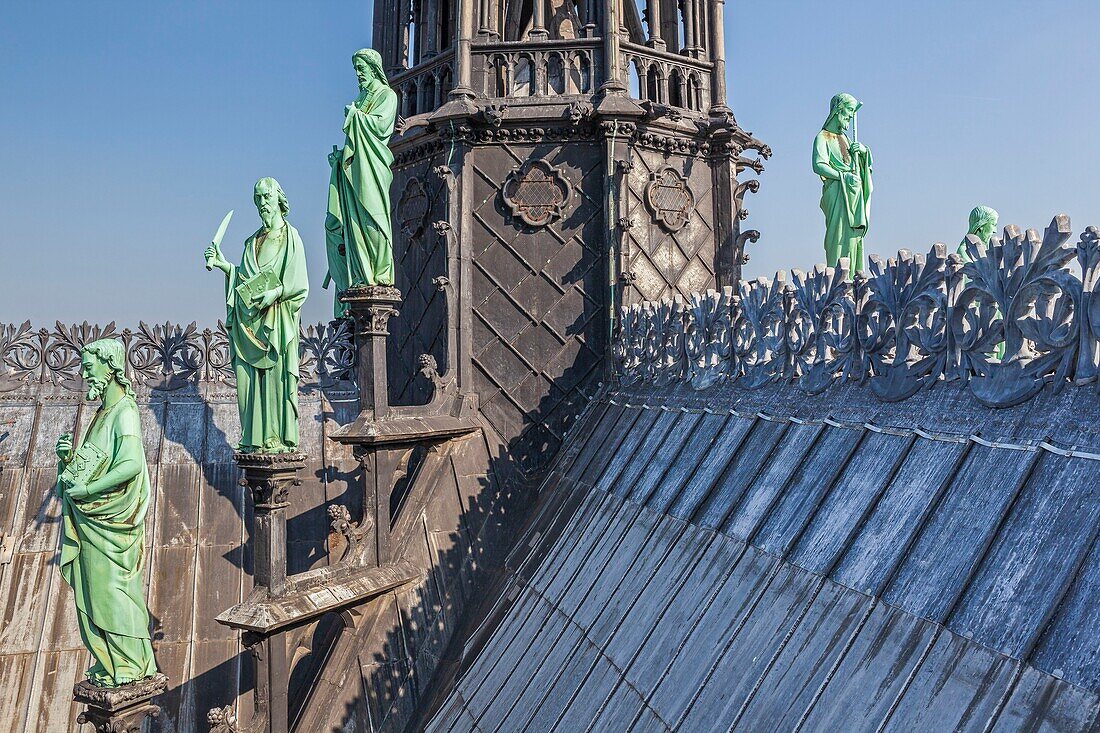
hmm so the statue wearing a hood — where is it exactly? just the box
[325,48,398,317]
[813,93,873,271]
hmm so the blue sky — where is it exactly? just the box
[1,1,1097,326]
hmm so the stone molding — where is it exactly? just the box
[614,216,1100,408]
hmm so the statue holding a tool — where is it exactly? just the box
[812,92,873,271]
[204,177,309,453]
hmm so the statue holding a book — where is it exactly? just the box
[55,338,158,687]
[204,177,309,453]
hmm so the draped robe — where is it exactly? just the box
[814,129,873,271]
[225,222,308,452]
[59,396,156,686]
[325,80,398,316]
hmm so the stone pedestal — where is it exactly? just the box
[233,452,305,733]
[74,673,168,733]
[235,452,306,596]
[340,285,401,422]
[331,285,480,567]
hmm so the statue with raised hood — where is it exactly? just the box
[958,205,1005,359]
[325,47,399,317]
[55,338,158,687]
[813,92,873,271]
[204,177,308,453]
[958,205,999,262]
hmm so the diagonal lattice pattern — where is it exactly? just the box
[468,141,606,475]
[622,149,717,304]
[387,153,450,406]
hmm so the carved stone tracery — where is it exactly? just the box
[645,166,696,232]
[614,215,1100,409]
[502,159,572,227]
[0,321,354,395]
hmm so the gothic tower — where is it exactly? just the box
[373,0,768,474]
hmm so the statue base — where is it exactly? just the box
[234,452,306,598]
[74,673,168,733]
[233,451,308,508]
[338,281,404,305]
[339,286,402,423]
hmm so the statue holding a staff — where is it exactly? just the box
[813,92,873,271]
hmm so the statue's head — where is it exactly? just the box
[352,48,387,90]
[81,339,135,402]
[254,177,289,230]
[825,93,861,133]
[968,205,999,243]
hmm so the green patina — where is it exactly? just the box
[959,205,1005,359]
[205,178,308,453]
[958,205,999,262]
[325,47,398,316]
[57,339,157,687]
[813,92,873,272]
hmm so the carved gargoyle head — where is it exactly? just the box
[482,102,505,127]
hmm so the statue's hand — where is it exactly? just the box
[55,433,73,463]
[205,243,230,273]
[849,141,868,156]
[253,287,282,310]
[65,480,89,500]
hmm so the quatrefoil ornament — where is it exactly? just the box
[646,166,696,232]
[502,160,571,228]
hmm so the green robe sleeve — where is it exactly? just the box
[812,131,840,181]
[342,85,397,244]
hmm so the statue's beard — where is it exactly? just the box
[85,375,108,402]
[259,207,278,230]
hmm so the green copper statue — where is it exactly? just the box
[813,93,873,271]
[959,205,1005,359]
[205,178,309,453]
[56,339,157,687]
[958,205,999,262]
[325,48,398,316]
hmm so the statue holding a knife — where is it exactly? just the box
[204,177,309,453]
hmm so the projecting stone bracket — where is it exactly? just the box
[216,560,422,635]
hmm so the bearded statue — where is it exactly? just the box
[55,338,158,687]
